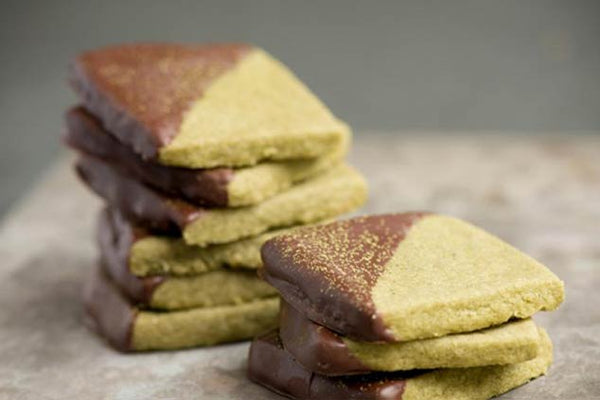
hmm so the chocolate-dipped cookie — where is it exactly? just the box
[261,213,564,342]
[247,329,553,400]
[75,155,367,246]
[99,207,301,277]
[69,43,348,168]
[279,301,541,375]
[98,208,276,310]
[83,266,279,352]
[65,107,347,207]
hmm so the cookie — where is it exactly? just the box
[261,213,564,342]
[70,43,348,168]
[76,155,367,246]
[279,301,541,375]
[100,207,300,277]
[65,107,348,207]
[83,267,279,351]
[248,329,553,400]
[98,208,276,310]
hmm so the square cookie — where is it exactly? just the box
[76,155,367,246]
[261,213,564,342]
[98,208,276,310]
[248,329,553,400]
[279,301,541,375]
[70,43,348,168]
[83,267,279,351]
[100,207,297,277]
[65,107,347,207]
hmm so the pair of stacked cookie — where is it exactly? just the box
[63,43,367,351]
[250,213,564,399]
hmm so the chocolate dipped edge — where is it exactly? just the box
[74,154,203,233]
[64,107,234,207]
[261,266,390,342]
[279,300,370,376]
[68,43,252,160]
[82,265,137,352]
[260,213,430,343]
[69,61,160,160]
[248,330,409,400]
[97,208,165,305]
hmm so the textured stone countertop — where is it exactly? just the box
[1,134,599,399]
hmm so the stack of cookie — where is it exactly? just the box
[251,212,564,399]
[64,43,367,351]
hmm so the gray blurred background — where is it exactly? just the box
[1,0,599,216]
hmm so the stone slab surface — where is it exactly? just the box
[1,134,599,399]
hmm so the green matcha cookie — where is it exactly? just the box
[280,301,542,375]
[248,328,553,400]
[344,320,541,372]
[65,106,349,208]
[83,267,279,352]
[147,270,276,310]
[99,209,278,310]
[70,43,349,168]
[102,252,277,311]
[77,156,368,247]
[100,207,297,277]
[262,212,564,342]
[130,231,279,276]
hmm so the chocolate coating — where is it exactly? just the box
[248,331,417,400]
[97,208,165,305]
[261,213,427,342]
[65,107,233,206]
[69,43,250,159]
[83,266,136,352]
[75,154,202,233]
[279,301,370,376]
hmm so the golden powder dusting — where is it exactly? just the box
[271,213,428,312]
[78,43,252,145]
